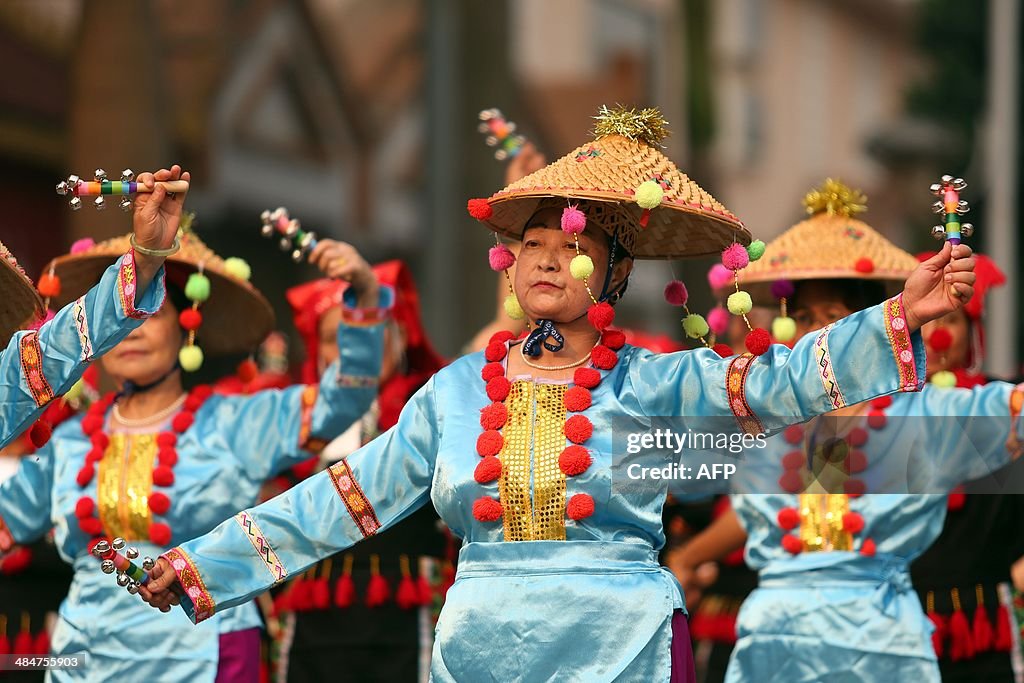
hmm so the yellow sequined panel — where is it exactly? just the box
[97,433,157,541]
[798,493,852,552]
[498,380,568,541]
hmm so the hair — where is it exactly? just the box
[791,278,888,314]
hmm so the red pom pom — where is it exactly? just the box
[587,302,615,331]
[237,359,258,383]
[85,446,104,464]
[333,574,355,608]
[191,385,214,401]
[480,403,509,431]
[81,415,102,436]
[860,538,876,557]
[947,486,966,511]
[178,308,203,331]
[663,280,688,307]
[846,427,868,447]
[591,345,618,370]
[486,376,511,402]
[171,412,195,433]
[0,546,33,575]
[157,432,177,448]
[149,522,172,546]
[564,414,593,444]
[559,445,592,476]
[573,367,601,389]
[781,450,804,470]
[779,470,804,493]
[29,420,51,449]
[564,386,592,412]
[76,465,95,487]
[844,479,866,496]
[153,466,175,487]
[474,456,502,484]
[78,517,103,536]
[783,425,803,445]
[467,198,493,220]
[366,574,391,607]
[601,329,626,350]
[476,430,504,457]
[777,507,800,530]
[91,432,109,450]
[866,410,887,430]
[37,273,61,298]
[472,497,503,522]
[489,330,516,345]
[870,396,893,410]
[481,362,505,382]
[745,328,771,356]
[842,512,865,534]
[158,448,178,467]
[927,327,953,353]
[712,343,734,358]
[485,342,507,363]
[74,497,94,519]
[781,534,803,554]
[854,258,875,274]
[847,449,867,473]
[566,493,595,520]
[149,492,171,515]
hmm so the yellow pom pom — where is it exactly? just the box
[504,294,525,320]
[570,254,595,280]
[727,291,753,316]
[224,257,252,281]
[771,316,797,342]
[930,370,957,388]
[682,314,709,339]
[635,180,664,210]
[179,345,204,372]
[64,378,84,404]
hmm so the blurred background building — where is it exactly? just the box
[0,0,1018,375]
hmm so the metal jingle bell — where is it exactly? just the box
[931,225,946,240]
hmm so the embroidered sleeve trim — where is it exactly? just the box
[814,324,846,410]
[19,333,54,407]
[339,303,390,327]
[328,459,381,538]
[163,547,216,623]
[72,295,94,362]
[117,251,149,320]
[233,511,287,585]
[726,353,764,436]
[296,385,328,454]
[883,294,920,392]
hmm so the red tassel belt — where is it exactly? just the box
[923,582,1015,661]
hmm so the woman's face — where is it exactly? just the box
[922,309,970,376]
[513,207,631,324]
[101,298,183,386]
[790,281,855,342]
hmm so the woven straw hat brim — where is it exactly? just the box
[0,257,43,346]
[47,235,274,356]
[739,214,917,304]
[482,134,749,259]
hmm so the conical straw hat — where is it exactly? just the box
[474,105,748,259]
[0,241,43,346]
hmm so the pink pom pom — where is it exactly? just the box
[721,244,749,271]
[770,280,795,300]
[707,306,730,336]
[488,244,516,271]
[561,206,587,234]
[70,238,96,255]
[707,264,733,291]
[663,280,688,307]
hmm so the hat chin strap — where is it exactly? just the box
[117,361,182,398]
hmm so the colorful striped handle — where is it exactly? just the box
[478,108,526,161]
[929,175,974,246]
[260,207,319,263]
[69,179,189,196]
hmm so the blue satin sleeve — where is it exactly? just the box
[214,286,392,480]
[165,375,440,624]
[0,439,56,543]
[629,297,926,434]
[0,252,165,449]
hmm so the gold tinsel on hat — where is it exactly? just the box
[803,178,867,218]
[592,105,671,148]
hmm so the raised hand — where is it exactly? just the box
[902,242,976,332]
[132,165,189,253]
[308,239,380,309]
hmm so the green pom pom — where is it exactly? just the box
[635,180,664,209]
[179,345,204,372]
[504,294,525,320]
[224,257,251,282]
[746,240,766,262]
[930,370,957,388]
[569,254,594,280]
[771,316,797,342]
[727,291,753,316]
[184,273,211,303]
[682,313,710,339]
